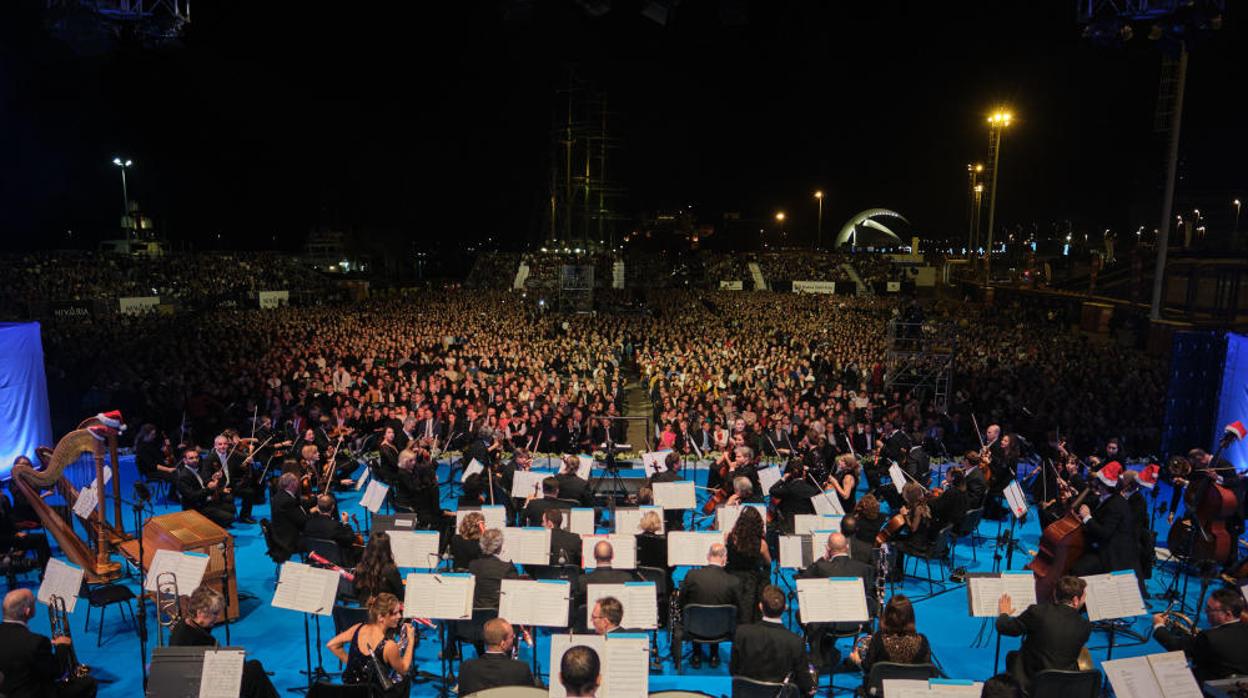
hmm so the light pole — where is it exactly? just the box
[112,157,133,240]
[814,191,824,249]
[984,110,1012,283]
[967,163,983,252]
[775,212,786,247]
[1235,199,1242,235]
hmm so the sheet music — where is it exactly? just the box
[809,529,840,560]
[585,582,659,630]
[456,506,506,532]
[511,469,546,498]
[889,462,907,494]
[666,530,725,566]
[581,534,636,570]
[640,451,668,478]
[568,508,596,535]
[757,465,782,496]
[1147,650,1202,698]
[794,514,842,535]
[144,549,211,593]
[716,503,767,533]
[812,490,845,516]
[198,649,245,698]
[500,527,552,566]
[38,559,85,613]
[389,516,415,530]
[966,572,1035,617]
[354,468,370,491]
[548,635,604,698]
[359,479,389,514]
[388,530,441,569]
[614,506,664,534]
[461,458,484,483]
[72,485,99,519]
[796,577,869,623]
[1003,480,1028,519]
[577,455,594,480]
[602,633,650,697]
[925,679,983,696]
[779,535,810,569]
[1083,571,1146,621]
[798,514,848,534]
[498,579,570,627]
[271,562,337,615]
[652,481,696,510]
[883,679,931,698]
[1104,656,1166,698]
[403,573,474,620]
[89,465,113,490]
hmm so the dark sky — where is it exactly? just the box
[1,0,1243,252]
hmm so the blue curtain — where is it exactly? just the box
[1216,332,1248,468]
[0,322,54,479]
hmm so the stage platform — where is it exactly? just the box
[5,456,1209,696]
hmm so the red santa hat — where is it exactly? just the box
[96,410,126,432]
[1225,421,1247,442]
[1138,463,1161,489]
[1096,460,1124,489]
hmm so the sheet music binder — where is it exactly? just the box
[147,646,245,698]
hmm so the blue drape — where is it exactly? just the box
[1216,332,1248,468]
[0,322,54,479]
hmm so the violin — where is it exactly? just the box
[701,486,731,515]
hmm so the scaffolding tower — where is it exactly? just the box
[545,73,628,251]
[885,319,956,414]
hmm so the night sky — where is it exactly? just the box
[1,0,1243,252]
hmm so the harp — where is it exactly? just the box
[11,414,131,582]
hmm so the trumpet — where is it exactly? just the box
[1156,609,1197,639]
[156,571,182,647]
[48,595,89,681]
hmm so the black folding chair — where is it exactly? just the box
[1031,669,1101,698]
[677,603,737,672]
[950,507,984,563]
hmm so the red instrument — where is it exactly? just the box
[702,487,730,515]
[1181,477,1238,563]
[308,551,355,582]
[1027,487,1091,602]
[874,511,908,546]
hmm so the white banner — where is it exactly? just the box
[118,296,160,314]
[719,280,743,291]
[792,280,836,294]
[258,290,290,309]
[886,281,901,293]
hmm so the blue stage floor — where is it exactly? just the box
[9,457,1204,696]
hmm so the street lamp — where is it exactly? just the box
[814,191,824,249]
[984,110,1013,282]
[967,163,984,252]
[112,157,133,240]
[1235,199,1242,235]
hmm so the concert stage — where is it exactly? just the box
[11,455,1212,696]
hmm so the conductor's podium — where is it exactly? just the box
[119,510,240,620]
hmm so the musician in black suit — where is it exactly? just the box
[1,481,51,571]
[545,509,583,567]
[468,529,519,610]
[800,533,876,670]
[555,457,591,507]
[176,446,235,528]
[995,575,1092,694]
[1070,462,1138,577]
[673,543,742,668]
[575,541,638,608]
[462,426,497,478]
[457,618,536,695]
[0,589,96,698]
[768,461,819,534]
[268,473,307,561]
[208,434,257,524]
[839,516,875,565]
[729,585,816,695]
[962,452,989,509]
[522,477,565,526]
[302,494,361,567]
[169,586,277,698]
[928,467,970,532]
[1153,587,1248,682]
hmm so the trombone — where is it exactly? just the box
[155,571,182,647]
[48,594,89,681]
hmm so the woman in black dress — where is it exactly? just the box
[725,506,771,623]
[851,594,931,682]
[352,533,403,604]
[450,512,485,570]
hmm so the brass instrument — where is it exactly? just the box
[1156,609,1197,639]
[48,594,89,681]
[1077,646,1093,672]
[155,571,182,647]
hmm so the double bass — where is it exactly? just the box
[1027,486,1092,602]
[1167,470,1238,563]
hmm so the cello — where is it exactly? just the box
[1168,473,1238,564]
[1027,487,1091,602]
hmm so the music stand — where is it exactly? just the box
[149,645,246,698]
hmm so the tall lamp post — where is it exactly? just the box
[775,212,786,247]
[1235,198,1242,236]
[967,163,984,252]
[112,157,133,240]
[984,110,1012,283]
[814,191,824,249]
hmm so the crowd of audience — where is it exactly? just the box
[0,251,334,314]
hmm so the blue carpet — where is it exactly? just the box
[9,457,1201,696]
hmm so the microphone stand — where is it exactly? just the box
[131,484,151,690]
[219,542,232,644]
